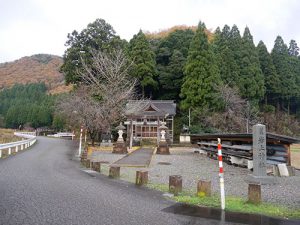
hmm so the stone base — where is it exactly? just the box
[112,142,127,154]
[100,142,113,147]
[245,174,277,185]
[157,141,170,155]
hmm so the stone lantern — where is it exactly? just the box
[157,122,170,154]
[116,123,126,142]
[112,122,127,154]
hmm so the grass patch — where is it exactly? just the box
[0,128,21,144]
[146,182,169,193]
[174,195,300,219]
[145,182,300,219]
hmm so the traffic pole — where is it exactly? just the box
[78,126,83,156]
[218,138,225,210]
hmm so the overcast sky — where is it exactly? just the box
[0,0,299,63]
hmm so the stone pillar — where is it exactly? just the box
[248,184,261,204]
[136,171,148,186]
[197,180,211,197]
[246,124,276,184]
[169,175,182,196]
[253,124,267,177]
[109,166,120,178]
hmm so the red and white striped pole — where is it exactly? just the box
[218,138,225,210]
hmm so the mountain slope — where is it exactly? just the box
[0,54,72,94]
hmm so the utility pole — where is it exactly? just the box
[188,108,191,128]
[78,126,83,156]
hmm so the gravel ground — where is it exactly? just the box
[90,147,300,208]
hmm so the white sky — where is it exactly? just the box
[0,0,299,63]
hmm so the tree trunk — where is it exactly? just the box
[288,98,290,115]
[89,131,97,146]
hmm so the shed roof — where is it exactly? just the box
[190,133,300,144]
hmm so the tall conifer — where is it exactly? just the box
[271,36,297,112]
[238,27,265,101]
[213,25,239,86]
[180,22,221,110]
[128,30,157,97]
[257,41,280,105]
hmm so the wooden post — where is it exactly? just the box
[109,166,120,178]
[85,159,91,168]
[92,162,101,172]
[286,145,291,166]
[169,175,182,196]
[248,184,261,204]
[197,180,211,197]
[136,171,148,186]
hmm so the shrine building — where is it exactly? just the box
[124,100,176,143]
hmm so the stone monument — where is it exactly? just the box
[246,124,276,184]
[112,123,127,154]
[157,122,170,154]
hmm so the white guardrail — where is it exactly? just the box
[0,132,37,158]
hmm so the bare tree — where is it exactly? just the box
[58,50,141,145]
[196,85,261,133]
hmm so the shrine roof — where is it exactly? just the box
[125,100,176,117]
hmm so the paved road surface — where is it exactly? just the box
[0,137,241,225]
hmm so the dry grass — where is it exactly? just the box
[87,146,113,157]
[291,144,300,169]
[0,128,21,144]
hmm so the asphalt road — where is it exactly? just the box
[0,137,242,225]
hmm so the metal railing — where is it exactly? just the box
[0,132,37,158]
[47,132,75,138]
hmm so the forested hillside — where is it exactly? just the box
[0,83,60,129]
[0,54,72,94]
[59,19,300,136]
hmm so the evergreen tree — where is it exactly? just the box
[0,83,56,128]
[288,39,299,56]
[159,50,185,100]
[180,22,221,110]
[228,25,243,65]
[238,27,265,101]
[155,29,194,100]
[128,30,157,97]
[61,18,125,84]
[288,40,300,113]
[271,36,297,113]
[257,41,280,105]
[213,25,240,86]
